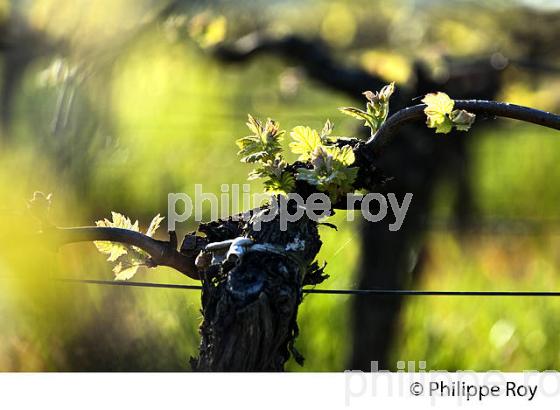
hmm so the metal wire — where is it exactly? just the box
[54,278,560,297]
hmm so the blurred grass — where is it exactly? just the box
[396,230,560,370]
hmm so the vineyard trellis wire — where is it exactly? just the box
[55,277,560,297]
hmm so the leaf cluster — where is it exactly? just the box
[296,144,358,202]
[237,114,358,201]
[236,84,475,203]
[94,212,164,280]
[339,82,395,137]
[236,83,395,200]
[236,115,295,195]
[422,92,476,133]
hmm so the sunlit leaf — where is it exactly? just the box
[338,107,372,126]
[339,83,395,137]
[146,214,164,237]
[94,212,139,262]
[113,262,140,281]
[237,115,283,163]
[320,119,334,141]
[422,92,476,133]
[246,114,262,136]
[332,146,355,166]
[422,92,455,133]
[296,145,358,202]
[94,212,163,280]
[289,126,322,161]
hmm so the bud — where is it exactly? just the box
[450,109,476,131]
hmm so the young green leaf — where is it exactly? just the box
[95,212,139,262]
[236,114,284,163]
[331,145,355,166]
[320,119,334,141]
[339,82,395,137]
[338,107,373,127]
[94,212,163,281]
[296,145,358,202]
[449,109,476,131]
[289,126,322,161]
[248,157,286,180]
[237,114,359,200]
[422,92,476,133]
[113,262,141,281]
[422,92,454,133]
[146,214,165,237]
[263,172,296,195]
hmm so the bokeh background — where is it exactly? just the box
[1,0,560,371]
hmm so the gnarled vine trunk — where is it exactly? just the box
[191,209,323,371]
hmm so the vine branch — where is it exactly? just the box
[214,34,387,98]
[41,101,560,281]
[45,226,199,280]
[367,100,560,152]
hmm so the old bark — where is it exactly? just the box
[191,207,324,371]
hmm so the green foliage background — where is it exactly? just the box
[0,0,560,371]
